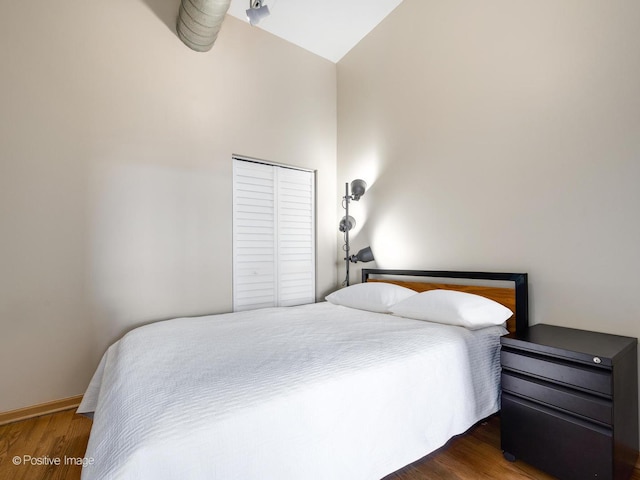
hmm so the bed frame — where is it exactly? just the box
[362,269,528,334]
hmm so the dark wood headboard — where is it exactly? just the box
[362,269,529,334]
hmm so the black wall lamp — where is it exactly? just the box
[340,179,374,286]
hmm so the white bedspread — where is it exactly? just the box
[78,302,506,480]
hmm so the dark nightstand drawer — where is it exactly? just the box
[502,393,613,480]
[501,324,638,480]
[501,349,612,396]
[502,371,612,425]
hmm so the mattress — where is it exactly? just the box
[78,302,506,480]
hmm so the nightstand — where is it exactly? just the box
[500,324,638,480]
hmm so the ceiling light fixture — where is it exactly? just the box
[246,0,270,26]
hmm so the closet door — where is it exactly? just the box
[233,160,277,311]
[232,158,315,311]
[276,166,315,307]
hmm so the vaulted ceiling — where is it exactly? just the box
[226,0,404,63]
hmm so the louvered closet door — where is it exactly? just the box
[233,159,315,311]
[233,160,276,310]
[277,167,315,307]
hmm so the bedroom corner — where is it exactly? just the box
[0,0,337,414]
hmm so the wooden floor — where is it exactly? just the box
[385,417,557,480]
[1,410,639,480]
[0,409,91,480]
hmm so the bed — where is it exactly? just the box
[77,269,528,480]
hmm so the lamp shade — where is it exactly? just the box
[350,179,367,201]
[339,215,356,232]
[349,246,374,263]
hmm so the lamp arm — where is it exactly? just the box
[344,182,350,286]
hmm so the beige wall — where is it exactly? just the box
[3,0,639,416]
[0,1,337,412]
[338,0,640,337]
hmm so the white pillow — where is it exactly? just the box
[389,289,513,330]
[325,282,417,313]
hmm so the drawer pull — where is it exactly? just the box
[593,357,602,364]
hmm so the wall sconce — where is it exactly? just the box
[340,179,374,286]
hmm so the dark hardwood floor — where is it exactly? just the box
[384,416,557,480]
[1,410,639,479]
